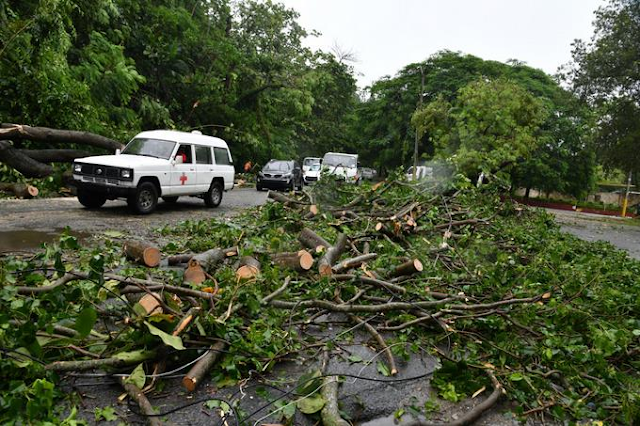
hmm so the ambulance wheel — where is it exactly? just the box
[77,189,106,209]
[128,182,158,214]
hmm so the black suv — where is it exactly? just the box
[257,160,303,191]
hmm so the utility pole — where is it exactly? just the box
[621,170,632,217]
[413,66,424,180]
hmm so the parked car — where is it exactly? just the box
[72,130,234,214]
[322,152,359,183]
[303,163,321,184]
[257,160,303,191]
[302,157,322,172]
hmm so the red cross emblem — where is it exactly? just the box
[180,173,188,185]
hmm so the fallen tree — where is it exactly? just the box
[0,178,637,425]
[0,124,122,178]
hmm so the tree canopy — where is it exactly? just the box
[356,51,596,197]
[1,3,596,198]
[568,0,640,177]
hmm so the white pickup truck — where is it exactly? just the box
[72,130,235,214]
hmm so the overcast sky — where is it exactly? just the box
[278,0,606,88]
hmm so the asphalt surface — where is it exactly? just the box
[0,188,267,252]
[547,208,640,259]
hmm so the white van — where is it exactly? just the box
[322,152,359,183]
[302,157,322,172]
[72,130,234,214]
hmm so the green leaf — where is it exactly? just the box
[296,370,322,395]
[133,303,148,317]
[348,355,363,363]
[144,321,185,350]
[125,363,146,389]
[377,361,391,377]
[103,230,125,238]
[297,393,325,414]
[509,372,524,382]
[74,307,97,338]
[95,406,118,422]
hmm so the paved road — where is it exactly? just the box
[0,188,267,251]
[548,208,640,259]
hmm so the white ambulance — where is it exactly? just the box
[72,130,234,214]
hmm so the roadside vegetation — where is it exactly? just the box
[0,178,638,424]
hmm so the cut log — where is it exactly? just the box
[304,204,319,219]
[318,233,348,277]
[298,228,331,253]
[0,182,38,198]
[331,209,359,220]
[172,307,200,336]
[119,377,164,426]
[182,341,226,392]
[390,202,420,220]
[236,256,261,281]
[389,259,423,278]
[123,240,161,267]
[271,250,314,271]
[188,247,234,271]
[332,253,377,274]
[183,264,206,285]
[267,190,308,205]
[138,292,163,315]
[167,254,194,266]
[375,222,393,236]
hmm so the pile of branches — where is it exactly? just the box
[0,178,638,425]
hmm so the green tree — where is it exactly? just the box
[355,51,595,196]
[413,78,547,178]
[568,0,640,176]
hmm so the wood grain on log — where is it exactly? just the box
[236,256,261,281]
[123,240,161,267]
[271,250,314,271]
[389,259,423,278]
[0,182,38,198]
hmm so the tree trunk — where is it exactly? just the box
[19,148,93,163]
[0,140,54,178]
[0,123,123,151]
[188,248,227,271]
[123,240,161,267]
